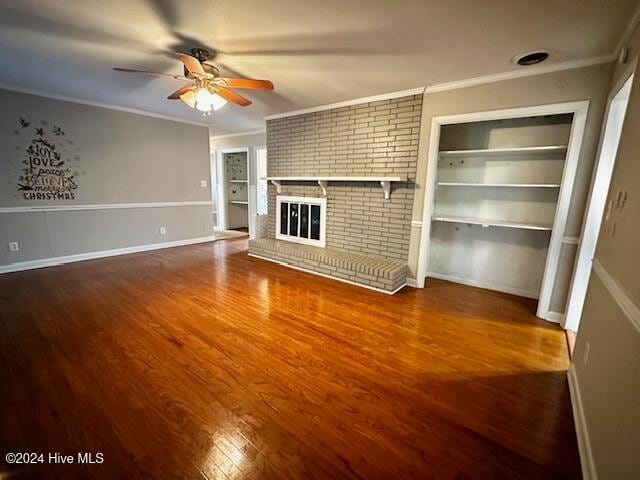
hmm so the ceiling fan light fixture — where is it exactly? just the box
[194,87,227,113]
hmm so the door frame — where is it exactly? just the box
[415,100,589,322]
[563,60,637,331]
[215,147,250,234]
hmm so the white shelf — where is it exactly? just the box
[229,179,248,183]
[432,215,552,231]
[437,182,560,188]
[439,145,567,156]
[229,200,248,205]
[266,176,406,199]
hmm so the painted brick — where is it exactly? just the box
[265,94,423,263]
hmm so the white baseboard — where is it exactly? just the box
[567,365,597,480]
[541,310,564,324]
[406,277,419,288]
[426,271,539,299]
[248,253,406,295]
[0,236,216,274]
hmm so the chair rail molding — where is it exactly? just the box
[0,201,212,214]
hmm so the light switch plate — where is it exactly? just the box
[159,227,167,235]
[8,242,19,252]
[200,180,208,187]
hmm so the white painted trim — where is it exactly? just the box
[592,259,640,334]
[406,277,419,288]
[248,253,406,295]
[541,311,564,324]
[275,195,327,247]
[424,55,615,94]
[215,147,250,232]
[415,118,441,288]
[0,236,216,275]
[567,365,597,480]
[564,70,635,331]
[211,129,266,140]
[424,101,590,125]
[426,271,539,300]
[264,87,425,120]
[562,236,580,245]
[0,83,210,127]
[410,220,423,228]
[537,101,589,321]
[0,201,212,214]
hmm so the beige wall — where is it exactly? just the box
[0,89,213,268]
[407,63,614,312]
[572,23,640,478]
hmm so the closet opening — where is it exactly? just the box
[417,102,590,322]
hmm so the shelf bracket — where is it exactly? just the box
[270,179,282,194]
[380,180,391,199]
[318,180,328,196]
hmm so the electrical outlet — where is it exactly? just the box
[159,227,167,235]
[8,242,19,252]
[200,180,208,188]
[583,341,591,366]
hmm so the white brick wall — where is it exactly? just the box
[265,94,423,261]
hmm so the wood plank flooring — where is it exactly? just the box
[0,238,580,479]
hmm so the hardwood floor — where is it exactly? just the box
[0,239,580,479]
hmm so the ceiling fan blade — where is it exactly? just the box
[179,90,196,108]
[168,85,196,99]
[113,67,189,81]
[175,52,206,76]
[214,87,252,106]
[218,78,273,90]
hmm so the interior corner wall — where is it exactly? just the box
[264,94,423,261]
[0,88,213,269]
[408,63,614,307]
[570,24,640,479]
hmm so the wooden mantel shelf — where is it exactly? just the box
[266,176,406,199]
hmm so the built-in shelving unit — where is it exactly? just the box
[229,179,248,183]
[439,145,568,156]
[437,182,560,188]
[428,114,574,300]
[431,215,553,231]
[267,176,406,199]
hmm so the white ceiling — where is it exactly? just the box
[0,0,637,134]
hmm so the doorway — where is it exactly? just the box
[214,147,250,237]
[563,74,634,332]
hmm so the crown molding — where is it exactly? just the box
[0,83,211,127]
[424,54,616,94]
[210,129,266,140]
[615,1,640,58]
[264,87,426,120]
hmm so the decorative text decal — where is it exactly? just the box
[13,118,80,200]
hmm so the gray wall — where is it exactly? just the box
[408,63,614,312]
[265,94,422,260]
[572,26,640,479]
[0,88,212,268]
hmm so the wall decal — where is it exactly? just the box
[13,118,79,200]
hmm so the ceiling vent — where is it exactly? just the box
[514,51,549,66]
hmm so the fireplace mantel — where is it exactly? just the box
[266,176,406,199]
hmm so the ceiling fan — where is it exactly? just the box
[113,48,274,115]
